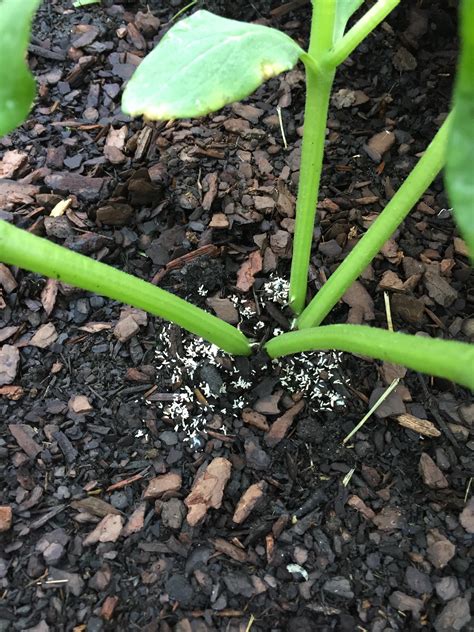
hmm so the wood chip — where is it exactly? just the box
[41,279,59,316]
[0,263,18,292]
[232,481,266,524]
[0,150,27,178]
[236,250,262,292]
[68,394,93,414]
[394,414,440,437]
[121,502,146,537]
[0,385,24,400]
[83,514,124,545]
[265,400,305,447]
[419,453,449,489]
[185,457,232,526]
[9,424,42,458]
[0,506,13,532]
[0,344,20,385]
[101,596,119,621]
[347,495,376,521]
[342,281,375,323]
[242,408,270,432]
[143,472,182,500]
[213,537,248,562]
[29,323,58,348]
[70,497,122,518]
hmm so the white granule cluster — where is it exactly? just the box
[149,323,256,444]
[261,276,290,305]
[144,289,348,444]
[274,350,347,411]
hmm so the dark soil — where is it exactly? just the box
[0,1,473,631]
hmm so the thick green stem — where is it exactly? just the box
[323,0,400,69]
[297,113,452,329]
[289,0,336,315]
[0,221,252,356]
[265,325,474,390]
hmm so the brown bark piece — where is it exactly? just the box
[41,279,59,316]
[347,495,376,521]
[0,344,20,385]
[143,473,182,500]
[185,457,232,526]
[419,453,449,489]
[367,130,396,161]
[96,203,133,226]
[395,414,440,438]
[0,263,18,292]
[101,596,119,621]
[242,408,270,432]
[427,530,456,569]
[68,394,93,414]
[83,514,124,545]
[9,424,42,458]
[0,506,13,532]
[71,497,121,518]
[232,480,266,524]
[0,385,24,400]
[213,537,248,562]
[0,150,27,178]
[236,251,262,292]
[114,315,140,342]
[459,497,474,534]
[45,172,105,202]
[342,281,375,323]
[209,213,229,229]
[202,173,218,211]
[265,400,305,447]
[373,506,405,531]
[0,180,39,207]
[206,297,239,324]
[29,323,58,349]
[121,502,146,537]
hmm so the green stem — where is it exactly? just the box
[0,221,252,356]
[323,0,400,69]
[289,0,336,315]
[297,113,452,330]
[265,325,474,390]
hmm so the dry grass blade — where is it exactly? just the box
[343,378,400,444]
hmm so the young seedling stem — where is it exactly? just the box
[0,221,252,356]
[265,325,474,390]
[296,113,452,329]
[323,0,400,68]
[288,0,336,315]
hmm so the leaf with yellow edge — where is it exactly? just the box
[122,10,303,120]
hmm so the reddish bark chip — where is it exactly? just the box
[265,400,305,447]
[143,473,182,500]
[0,506,13,532]
[233,481,266,524]
[83,514,124,546]
[185,457,231,526]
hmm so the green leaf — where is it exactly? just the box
[446,0,474,260]
[122,10,303,120]
[73,0,101,7]
[333,0,364,43]
[0,0,41,137]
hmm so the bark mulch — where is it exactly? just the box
[0,1,472,631]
